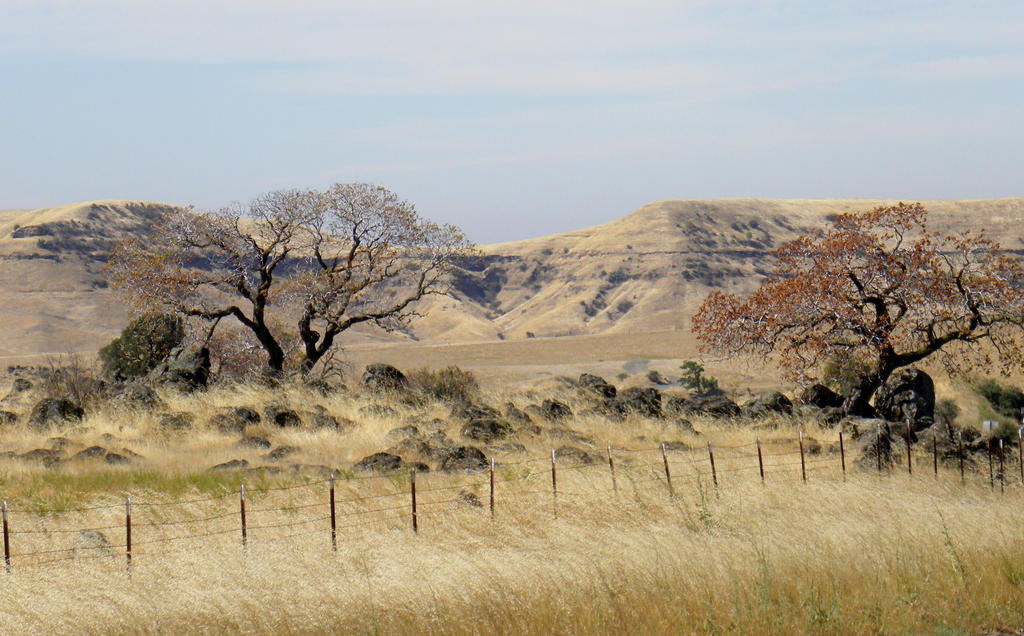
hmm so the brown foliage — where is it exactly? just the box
[693,202,1024,413]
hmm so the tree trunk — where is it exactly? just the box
[842,357,898,417]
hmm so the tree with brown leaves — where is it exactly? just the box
[107,183,474,376]
[692,202,1024,416]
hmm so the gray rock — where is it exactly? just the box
[0,410,17,425]
[28,398,84,430]
[874,368,935,429]
[617,387,663,418]
[554,445,599,465]
[237,435,272,449]
[211,459,249,471]
[361,364,408,392]
[359,404,398,419]
[353,452,404,472]
[460,418,513,443]
[687,394,741,418]
[578,373,617,399]
[263,405,302,428]
[210,407,261,433]
[798,384,844,409]
[159,412,193,431]
[147,344,209,392]
[104,452,130,464]
[12,378,32,393]
[540,399,572,420]
[438,446,488,471]
[266,445,299,461]
[18,448,63,467]
[503,403,532,424]
[386,425,421,442]
[742,391,793,417]
[664,395,691,415]
[451,402,502,421]
[73,446,108,460]
[111,382,163,409]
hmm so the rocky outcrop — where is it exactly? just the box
[28,398,84,430]
[617,387,663,418]
[361,364,408,392]
[874,368,934,429]
[146,344,210,393]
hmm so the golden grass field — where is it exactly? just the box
[0,380,1022,634]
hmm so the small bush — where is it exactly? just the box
[100,313,184,380]
[934,399,961,426]
[678,361,718,395]
[822,353,874,395]
[976,379,1024,419]
[409,366,479,403]
[40,353,103,407]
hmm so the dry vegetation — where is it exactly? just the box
[0,378,1022,634]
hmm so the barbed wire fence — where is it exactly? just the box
[1,427,1021,573]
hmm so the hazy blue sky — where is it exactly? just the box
[2,1,1022,243]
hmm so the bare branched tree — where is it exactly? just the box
[107,183,474,376]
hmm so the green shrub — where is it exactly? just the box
[822,353,874,395]
[976,379,1024,419]
[934,399,961,426]
[100,313,185,380]
[409,366,479,403]
[678,361,718,394]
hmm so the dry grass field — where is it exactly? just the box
[0,380,1022,634]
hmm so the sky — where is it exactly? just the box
[1,1,1022,243]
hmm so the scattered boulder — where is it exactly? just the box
[73,446,108,460]
[359,404,398,419]
[664,395,691,415]
[554,445,599,465]
[386,425,421,442]
[237,435,272,450]
[457,490,484,507]
[147,344,210,392]
[104,452,130,465]
[874,368,935,429]
[110,382,163,409]
[742,391,793,418]
[687,394,741,418]
[503,403,532,424]
[28,398,84,430]
[0,410,17,425]
[18,448,63,467]
[263,405,302,428]
[211,459,249,471]
[854,424,896,469]
[361,364,408,392]
[540,399,572,420]
[798,384,844,409]
[451,402,502,421]
[353,452,404,472]
[617,387,663,418]
[12,378,32,393]
[209,407,261,433]
[578,373,616,400]
[73,529,110,554]
[159,412,193,431]
[460,418,513,443]
[266,446,299,461]
[307,406,344,430]
[438,446,488,471]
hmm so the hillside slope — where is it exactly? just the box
[1,197,1023,363]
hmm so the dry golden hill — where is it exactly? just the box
[2,197,1023,379]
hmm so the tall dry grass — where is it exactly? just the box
[0,380,1021,633]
